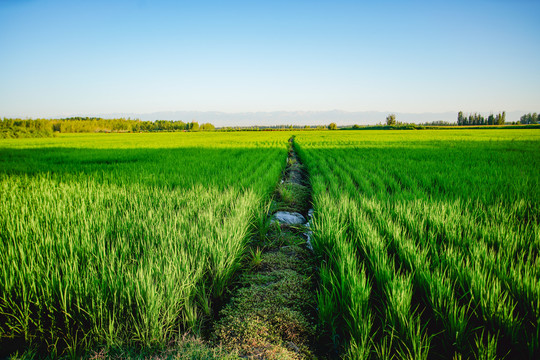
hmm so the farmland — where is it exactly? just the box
[295,129,540,359]
[0,132,291,356]
[1,129,539,359]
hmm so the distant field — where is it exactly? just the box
[0,132,290,355]
[296,129,540,359]
[1,129,539,359]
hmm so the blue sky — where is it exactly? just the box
[1,0,539,119]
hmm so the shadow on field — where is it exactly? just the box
[299,140,540,206]
[0,146,285,191]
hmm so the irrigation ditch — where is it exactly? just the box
[82,136,327,359]
[210,136,325,359]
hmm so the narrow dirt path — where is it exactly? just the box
[211,136,321,359]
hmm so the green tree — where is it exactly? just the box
[386,114,396,126]
[200,123,215,131]
[495,112,505,125]
[519,112,538,124]
[328,123,337,130]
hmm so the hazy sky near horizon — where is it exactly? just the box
[1,0,539,118]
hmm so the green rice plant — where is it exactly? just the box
[372,331,396,360]
[474,331,501,360]
[254,200,273,243]
[249,248,263,269]
[385,276,413,335]
[394,318,431,360]
[317,265,340,343]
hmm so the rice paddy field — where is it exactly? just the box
[295,129,540,359]
[1,129,539,359]
[0,132,291,356]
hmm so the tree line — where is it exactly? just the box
[0,117,215,138]
[360,112,539,128]
[520,113,538,124]
[457,111,506,126]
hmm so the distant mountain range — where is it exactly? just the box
[78,110,526,127]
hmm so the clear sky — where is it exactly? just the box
[1,0,539,118]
